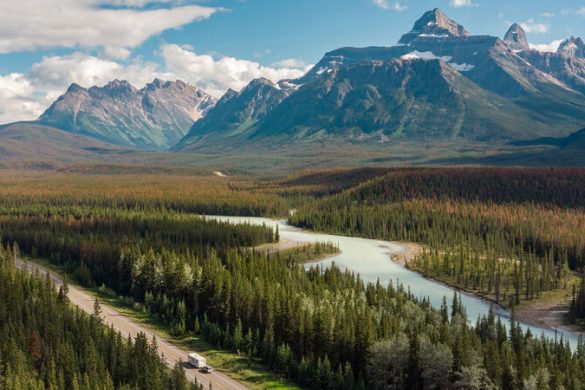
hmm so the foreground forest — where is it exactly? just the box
[0,244,198,389]
[1,166,585,389]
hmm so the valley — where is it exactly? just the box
[1,166,585,389]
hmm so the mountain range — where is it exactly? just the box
[2,8,585,168]
[176,9,585,155]
[38,79,215,149]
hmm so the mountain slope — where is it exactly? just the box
[512,127,585,148]
[516,37,585,95]
[0,122,123,162]
[176,78,293,149]
[177,10,585,153]
[39,79,216,150]
[253,59,552,142]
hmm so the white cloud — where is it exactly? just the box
[0,73,45,123]
[450,0,474,7]
[520,19,550,34]
[0,52,171,124]
[530,40,564,53]
[372,0,407,11]
[27,53,168,98]
[99,0,174,7]
[578,7,585,16]
[271,58,307,69]
[160,44,311,97]
[541,12,555,18]
[0,0,219,57]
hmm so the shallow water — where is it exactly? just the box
[206,215,581,348]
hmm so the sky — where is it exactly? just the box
[0,0,584,124]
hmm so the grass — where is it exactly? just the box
[255,241,340,263]
[22,256,299,390]
[93,292,299,390]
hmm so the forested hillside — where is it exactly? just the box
[0,244,197,389]
[290,168,585,310]
[0,170,291,217]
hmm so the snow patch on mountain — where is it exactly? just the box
[279,81,303,90]
[419,34,450,38]
[448,63,475,72]
[401,51,452,62]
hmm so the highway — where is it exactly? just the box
[15,258,248,390]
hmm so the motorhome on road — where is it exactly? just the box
[187,353,206,368]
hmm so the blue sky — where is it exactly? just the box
[0,0,584,123]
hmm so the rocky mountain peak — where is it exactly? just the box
[38,78,217,150]
[558,36,585,58]
[504,23,529,51]
[220,89,239,102]
[399,8,470,45]
[247,77,275,88]
[240,78,282,97]
[149,78,165,89]
[66,83,87,94]
[103,79,135,91]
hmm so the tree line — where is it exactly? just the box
[0,206,275,293]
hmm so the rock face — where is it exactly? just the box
[253,59,535,142]
[39,79,216,149]
[558,37,585,58]
[504,23,530,51]
[177,9,585,153]
[399,8,469,45]
[515,34,585,95]
[176,78,293,149]
[518,50,585,95]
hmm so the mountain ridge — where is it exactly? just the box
[177,9,585,154]
[38,78,216,150]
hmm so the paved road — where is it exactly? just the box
[15,259,248,390]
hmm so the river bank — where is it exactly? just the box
[402,260,582,336]
[204,215,583,347]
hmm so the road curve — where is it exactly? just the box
[15,258,248,390]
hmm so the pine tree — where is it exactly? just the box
[93,298,103,322]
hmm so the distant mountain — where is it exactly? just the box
[176,78,294,149]
[177,9,585,153]
[39,79,216,149]
[558,37,585,58]
[253,59,548,142]
[0,122,122,163]
[512,127,585,148]
[398,8,469,45]
[503,23,529,51]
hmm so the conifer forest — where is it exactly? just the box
[1,167,585,389]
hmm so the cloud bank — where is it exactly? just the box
[520,19,550,34]
[160,45,311,97]
[450,0,474,8]
[0,0,219,57]
[0,46,312,124]
[530,40,564,53]
[372,0,407,12]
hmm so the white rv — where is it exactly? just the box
[187,353,206,368]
